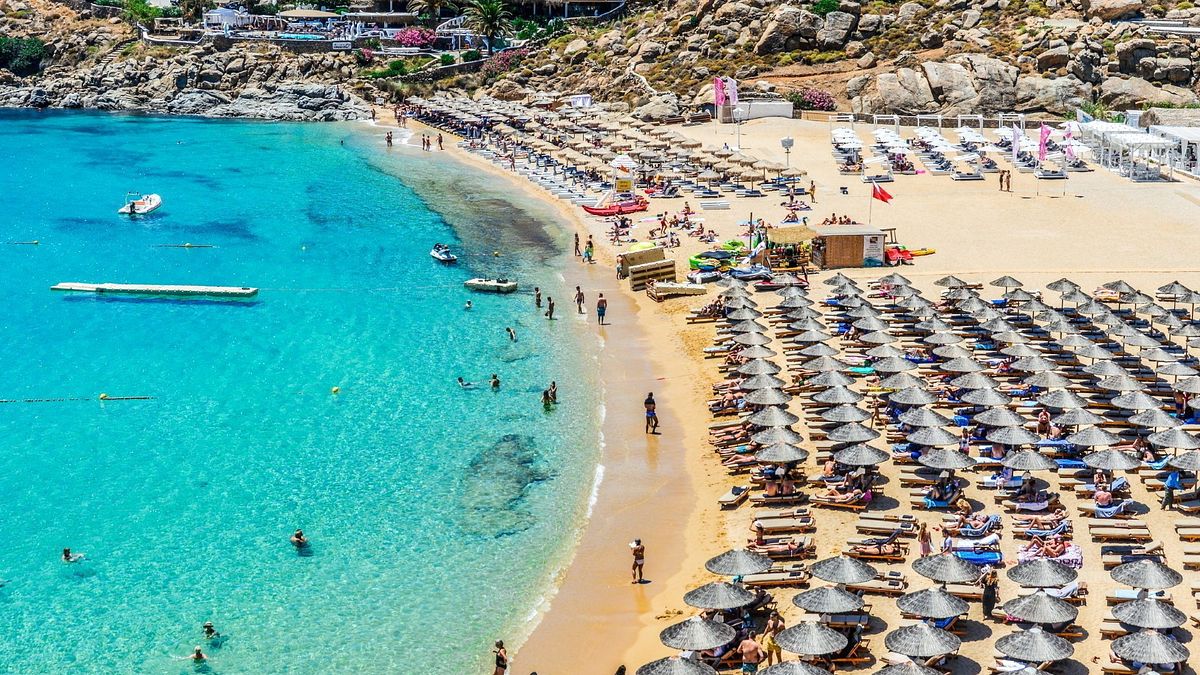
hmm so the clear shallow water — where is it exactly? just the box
[0,111,599,673]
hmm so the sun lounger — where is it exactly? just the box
[811,494,872,510]
[754,517,815,533]
[855,519,917,535]
[742,565,812,588]
[1090,526,1152,542]
[718,485,750,509]
[1106,588,1170,605]
[828,638,873,667]
[847,572,908,596]
[945,583,983,601]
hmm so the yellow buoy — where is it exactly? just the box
[493,251,500,257]
[331,386,340,395]
[98,393,109,400]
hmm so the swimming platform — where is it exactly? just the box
[51,282,258,298]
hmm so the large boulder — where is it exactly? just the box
[637,41,666,62]
[817,11,858,49]
[950,54,1019,111]
[1083,0,1144,20]
[563,38,589,63]
[1037,46,1071,71]
[1099,76,1199,107]
[632,92,681,121]
[754,6,822,54]
[871,67,937,113]
[1115,38,1157,73]
[896,2,924,24]
[1014,75,1091,113]
[920,61,978,111]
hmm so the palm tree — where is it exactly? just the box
[408,0,457,22]
[463,0,512,54]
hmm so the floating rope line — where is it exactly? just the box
[0,394,155,404]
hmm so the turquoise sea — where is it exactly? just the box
[0,111,601,673]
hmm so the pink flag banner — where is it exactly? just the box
[713,77,727,107]
[1011,124,1021,165]
[724,77,739,106]
[1038,123,1051,162]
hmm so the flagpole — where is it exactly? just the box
[867,182,874,226]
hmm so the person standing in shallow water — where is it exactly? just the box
[545,297,555,320]
[574,286,585,314]
[492,640,508,675]
[644,392,658,433]
[597,293,608,325]
[574,232,581,257]
[534,287,542,308]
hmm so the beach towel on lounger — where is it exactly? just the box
[955,549,1003,565]
[1093,502,1129,519]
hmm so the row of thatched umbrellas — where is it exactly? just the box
[414,94,808,182]
[640,271,1198,673]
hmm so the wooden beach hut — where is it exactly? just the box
[765,224,816,272]
[810,225,886,269]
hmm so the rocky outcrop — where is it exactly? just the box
[755,6,822,54]
[1098,76,1198,108]
[1083,0,1144,20]
[0,0,370,120]
[0,38,370,120]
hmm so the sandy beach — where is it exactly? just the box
[396,108,1200,674]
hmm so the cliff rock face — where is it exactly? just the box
[482,0,1200,116]
[0,0,370,120]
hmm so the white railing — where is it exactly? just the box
[436,15,466,33]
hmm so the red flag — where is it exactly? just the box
[872,183,893,204]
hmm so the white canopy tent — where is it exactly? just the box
[1106,132,1176,181]
[1149,125,1200,175]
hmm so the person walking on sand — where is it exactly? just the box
[545,297,555,320]
[534,287,542,308]
[997,169,1004,191]
[492,640,508,675]
[630,539,645,583]
[574,286,585,314]
[574,232,581,257]
[980,565,999,619]
[918,521,932,557]
[762,613,784,666]
[437,133,443,150]
[644,392,659,433]
[738,633,765,673]
[809,180,817,203]
[597,293,608,325]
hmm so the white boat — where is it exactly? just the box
[430,245,458,263]
[464,278,518,293]
[118,193,162,215]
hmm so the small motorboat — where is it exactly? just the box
[464,278,518,293]
[430,244,458,263]
[118,193,162,215]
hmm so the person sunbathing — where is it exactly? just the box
[815,487,864,503]
[749,539,808,556]
[1094,487,1115,507]
[944,513,992,534]
[850,540,900,556]
[721,452,757,468]
[1013,508,1068,528]
[1028,535,1068,559]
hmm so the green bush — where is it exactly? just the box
[122,0,160,23]
[1178,1,1195,8]
[812,0,840,15]
[462,48,482,61]
[93,0,123,6]
[0,36,47,76]
[440,52,455,65]
[248,2,278,14]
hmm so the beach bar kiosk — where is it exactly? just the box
[618,245,677,291]
[810,225,886,269]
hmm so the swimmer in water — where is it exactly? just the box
[490,374,501,389]
[177,646,208,662]
[203,622,220,640]
[506,327,517,341]
[290,530,309,548]
[549,381,558,403]
[62,548,84,563]
[464,300,473,310]
[457,377,475,389]
[542,389,553,408]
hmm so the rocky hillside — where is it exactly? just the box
[0,0,369,119]
[482,0,1200,116]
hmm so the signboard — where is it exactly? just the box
[615,178,633,192]
[332,41,353,51]
[863,234,884,264]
